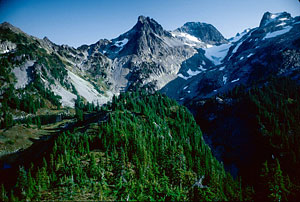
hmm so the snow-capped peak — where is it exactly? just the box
[259,12,292,27]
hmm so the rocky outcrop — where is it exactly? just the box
[174,22,228,45]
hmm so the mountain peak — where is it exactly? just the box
[130,15,169,38]
[259,11,292,27]
[175,21,227,45]
[137,15,150,23]
[43,36,51,42]
[0,21,28,36]
[0,22,20,32]
[0,21,12,27]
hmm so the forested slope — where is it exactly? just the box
[0,91,242,201]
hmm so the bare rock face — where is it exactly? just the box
[174,22,228,45]
[259,11,292,27]
[0,40,17,54]
[93,15,197,92]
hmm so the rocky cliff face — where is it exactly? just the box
[93,16,197,92]
[174,22,227,45]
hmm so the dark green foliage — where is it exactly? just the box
[194,77,300,200]
[259,159,290,201]
[0,75,62,128]
[0,28,28,44]
[2,112,14,129]
[2,91,242,201]
[249,78,300,200]
[75,96,84,121]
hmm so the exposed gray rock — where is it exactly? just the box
[94,15,197,92]
[175,22,228,45]
[0,40,16,54]
[162,12,300,104]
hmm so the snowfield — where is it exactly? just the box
[204,43,232,65]
[263,26,292,40]
[171,31,205,47]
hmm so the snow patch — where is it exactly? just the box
[247,53,254,58]
[276,22,286,27]
[264,13,289,26]
[231,78,240,83]
[178,68,203,80]
[204,43,232,65]
[270,14,279,19]
[114,38,128,50]
[232,40,243,54]
[183,86,188,90]
[171,31,203,47]
[263,26,292,40]
[219,66,225,71]
[187,68,201,76]
[279,17,288,21]
[240,56,244,60]
[178,73,190,80]
[223,75,227,84]
[198,66,206,71]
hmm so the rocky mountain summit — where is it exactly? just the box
[174,22,227,45]
[95,15,197,92]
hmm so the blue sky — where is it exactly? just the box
[0,0,299,47]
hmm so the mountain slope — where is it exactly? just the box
[162,11,300,103]
[1,10,300,201]
[175,12,300,201]
[1,92,242,201]
[0,22,113,111]
[92,16,197,92]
